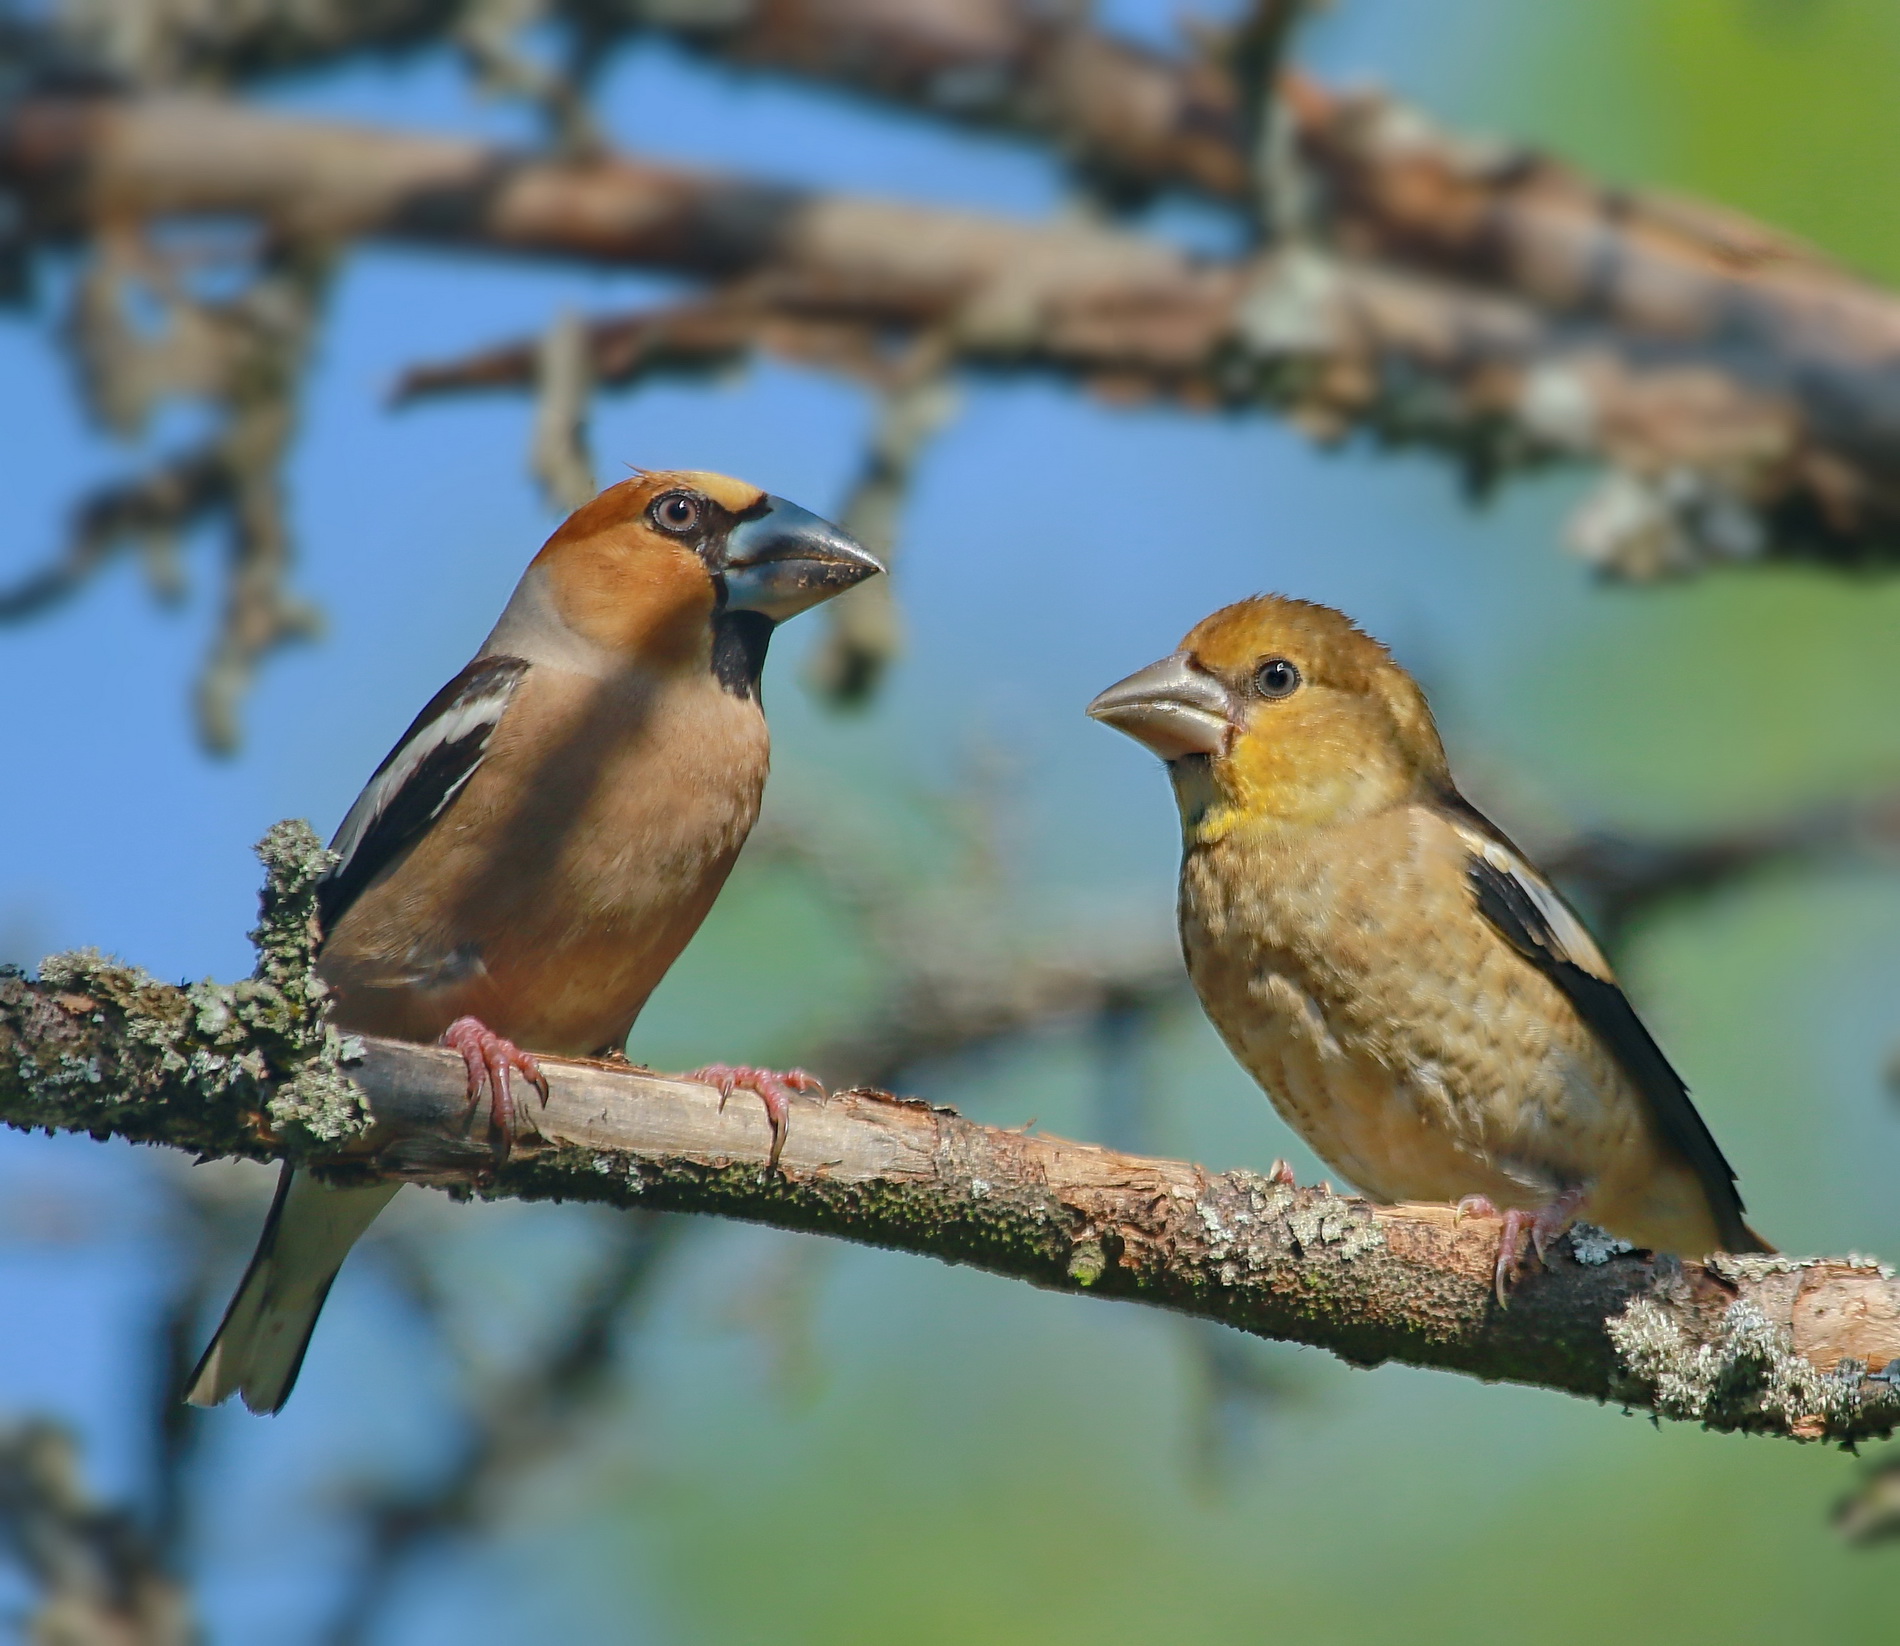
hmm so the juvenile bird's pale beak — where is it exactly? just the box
[722,497,883,621]
[1087,652,1236,760]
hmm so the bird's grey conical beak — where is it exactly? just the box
[1087,651,1236,760]
[722,497,883,621]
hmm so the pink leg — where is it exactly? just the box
[1456,1189,1587,1306]
[685,1064,825,1176]
[441,1016,550,1151]
[1267,1159,1297,1188]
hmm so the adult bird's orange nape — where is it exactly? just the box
[187,470,881,1413]
[1089,595,1770,1299]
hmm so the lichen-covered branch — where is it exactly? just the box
[2,828,1895,1446]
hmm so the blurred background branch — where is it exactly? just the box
[9,0,1900,744]
[0,1419,193,1646]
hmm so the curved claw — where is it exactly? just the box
[442,1016,548,1155]
[687,1064,826,1177]
[1454,1190,1586,1307]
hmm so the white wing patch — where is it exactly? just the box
[317,656,530,933]
[1450,823,1613,982]
[331,688,510,877]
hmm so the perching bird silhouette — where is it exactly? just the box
[189,470,881,1412]
[1089,595,1770,1300]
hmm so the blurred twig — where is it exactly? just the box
[528,303,597,514]
[804,339,958,708]
[1230,0,1318,242]
[0,226,331,753]
[0,1421,194,1646]
[747,804,1188,1092]
[1540,788,1900,950]
[1836,1447,1900,1546]
[324,1210,681,1646]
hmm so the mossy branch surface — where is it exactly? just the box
[2,825,1897,1444]
[1,820,369,1161]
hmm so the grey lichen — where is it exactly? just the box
[247,820,369,1142]
[1705,1251,1895,1284]
[1280,1185,1385,1261]
[1608,1295,1900,1438]
[1568,1223,1634,1266]
[1198,1176,1385,1270]
[23,821,369,1148]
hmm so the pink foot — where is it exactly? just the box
[1267,1159,1297,1188]
[442,1016,550,1152]
[686,1064,825,1176]
[1456,1189,1586,1306]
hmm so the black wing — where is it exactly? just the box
[316,655,531,938]
[1444,798,1760,1253]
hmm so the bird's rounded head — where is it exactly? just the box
[523,469,881,670]
[1088,595,1449,841]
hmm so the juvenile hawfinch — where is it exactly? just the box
[1089,596,1770,1297]
[188,470,881,1412]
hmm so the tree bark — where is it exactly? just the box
[9,91,1900,571]
[3,962,1895,1445]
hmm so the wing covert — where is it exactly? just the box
[1444,800,1759,1253]
[317,655,530,937]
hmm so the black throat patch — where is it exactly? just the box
[710,608,775,700]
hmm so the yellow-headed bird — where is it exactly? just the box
[1089,596,1769,1295]
[188,470,880,1411]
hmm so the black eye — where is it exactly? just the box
[651,491,702,534]
[1254,657,1301,699]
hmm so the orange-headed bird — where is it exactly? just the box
[1089,596,1769,1295]
[188,470,881,1411]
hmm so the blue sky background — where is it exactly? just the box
[5,2,1900,1639]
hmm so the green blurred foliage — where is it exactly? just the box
[1422,0,1900,279]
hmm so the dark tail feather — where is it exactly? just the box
[185,1165,400,1414]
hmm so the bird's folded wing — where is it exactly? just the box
[317,654,531,935]
[1438,799,1756,1252]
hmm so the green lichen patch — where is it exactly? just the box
[2,821,369,1155]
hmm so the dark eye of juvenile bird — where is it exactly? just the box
[651,492,703,534]
[1254,657,1301,699]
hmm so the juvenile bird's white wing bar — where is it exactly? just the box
[1451,824,1614,981]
